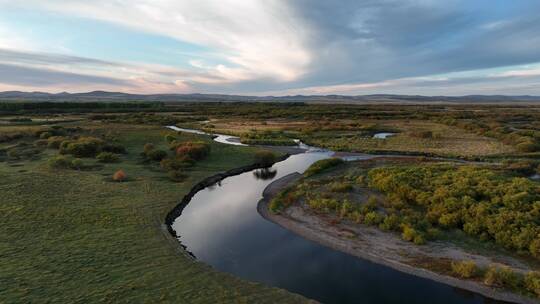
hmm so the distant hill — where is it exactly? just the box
[1,91,540,104]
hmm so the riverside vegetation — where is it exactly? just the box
[3,101,540,303]
[269,157,540,299]
[0,113,303,303]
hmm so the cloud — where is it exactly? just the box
[2,1,540,95]
[0,63,127,87]
[9,0,311,83]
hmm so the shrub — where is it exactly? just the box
[112,170,127,182]
[143,143,155,155]
[71,158,84,170]
[355,175,365,185]
[147,149,168,161]
[364,211,383,226]
[96,152,120,163]
[48,155,73,169]
[254,150,276,167]
[451,260,478,278]
[304,158,344,177]
[517,141,540,153]
[330,182,353,192]
[530,239,540,258]
[165,134,176,143]
[47,155,85,170]
[525,272,540,297]
[59,137,105,157]
[413,234,426,245]
[402,225,421,243]
[380,214,401,231]
[175,141,211,160]
[483,265,521,289]
[47,136,66,149]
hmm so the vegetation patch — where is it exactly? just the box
[304,158,344,177]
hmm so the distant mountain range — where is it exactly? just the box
[1,90,540,103]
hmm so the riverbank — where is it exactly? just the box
[257,173,538,304]
[1,122,307,303]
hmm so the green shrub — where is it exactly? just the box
[143,143,155,155]
[59,137,105,157]
[48,155,74,169]
[304,158,344,177]
[517,141,540,153]
[379,214,401,231]
[530,239,540,258]
[269,189,298,213]
[96,152,120,163]
[47,136,67,149]
[483,265,522,289]
[147,149,168,161]
[525,272,540,297]
[254,150,276,166]
[71,158,84,170]
[451,260,478,278]
[413,234,426,245]
[402,225,424,244]
[364,211,383,226]
[6,144,42,160]
[330,182,353,192]
[165,134,176,143]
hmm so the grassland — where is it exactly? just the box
[188,118,513,158]
[0,120,305,303]
[3,102,540,303]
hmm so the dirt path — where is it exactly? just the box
[257,174,539,304]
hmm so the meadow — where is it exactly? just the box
[3,101,540,303]
[0,117,304,303]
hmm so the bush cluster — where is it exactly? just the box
[254,150,276,167]
[304,158,344,177]
[451,260,478,279]
[240,130,296,146]
[47,155,84,170]
[174,141,211,161]
[368,164,540,257]
[59,137,105,157]
[96,152,120,163]
[142,143,168,161]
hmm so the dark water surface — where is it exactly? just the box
[171,134,503,304]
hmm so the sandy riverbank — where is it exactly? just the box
[257,174,538,304]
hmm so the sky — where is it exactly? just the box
[1,1,540,96]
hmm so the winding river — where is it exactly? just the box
[168,126,505,304]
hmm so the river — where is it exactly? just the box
[168,126,505,304]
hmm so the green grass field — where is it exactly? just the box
[0,122,305,303]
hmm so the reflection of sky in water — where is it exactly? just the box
[373,132,395,139]
[171,128,497,304]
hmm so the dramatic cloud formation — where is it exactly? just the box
[1,0,540,95]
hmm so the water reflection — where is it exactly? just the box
[172,149,501,304]
[253,168,277,180]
